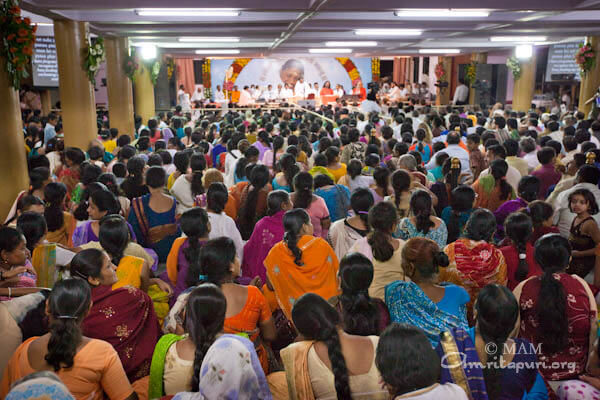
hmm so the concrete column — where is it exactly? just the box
[133,60,156,125]
[469,52,488,104]
[0,57,29,222]
[54,20,97,150]
[40,90,52,116]
[105,37,135,138]
[436,57,452,106]
[512,51,537,112]
[578,37,600,116]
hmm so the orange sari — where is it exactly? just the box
[46,212,76,247]
[264,235,340,320]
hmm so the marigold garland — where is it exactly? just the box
[1,0,36,89]
[435,63,446,81]
[575,42,596,76]
[165,56,175,80]
[465,61,478,86]
[371,57,380,82]
[202,59,211,99]
[336,57,361,85]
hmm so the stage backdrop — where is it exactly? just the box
[210,57,373,98]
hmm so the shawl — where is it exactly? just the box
[149,333,184,399]
[264,235,340,320]
[82,284,160,382]
[112,255,144,290]
[241,211,285,284]
[172,334,272,400]
[436,327,489,400]
[280,341,316,400]
[444,239,507,289]
[5,376,75,400]
[46,213,76,247]
[164,238,208,303]
[385,281,468,347]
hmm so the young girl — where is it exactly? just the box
[567,188,600,283]
[526,200,560,245]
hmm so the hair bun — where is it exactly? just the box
[434,251,450,268]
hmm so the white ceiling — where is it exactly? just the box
[20,0,600,57]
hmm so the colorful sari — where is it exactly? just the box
[264,235,340,320]
[385,281,468,347]
[46,212,76,247]
[72,220,137,247]
[149,333,184,399]
[440,239,507,323]
[4,375,75,400]
[30,243,56,288]
[241,211,285,285]
[82,284,161,382]
[473,175,515,212]
[164,237,208,304]
[128,194,181,263]
[58,166,80,201]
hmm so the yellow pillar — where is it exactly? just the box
[469,52,487,104]
[578,37,600,116]
[512,51,537,112]
[133,60,155,125]
[0,57,29,222]
[436,57,452,106]
[40,90,52,116]
[105,37,135,138]
[54,20,97,150]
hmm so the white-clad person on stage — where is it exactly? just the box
[294,78,309,99]
[280,83,294,101]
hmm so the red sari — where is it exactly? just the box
[514,273,597,381]
[82,284,160,382]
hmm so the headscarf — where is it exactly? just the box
[6,374,74,400]
[172,334,272,400]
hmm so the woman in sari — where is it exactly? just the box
[205,183,244,261]
[348,201,407,300]
[149,284,227,397]
[164,208,210,303]
[57,147,85,201]
[70,248,160,383]
[171,334,272,400]
[328,188,373,260]
[439,209,507,323]
[5,371,75,400]
[43,182,76,247]
[396,190,448,248]
[436,284,546,400]
[313,174,350,223]
[280,293,388,400]
[264,208,340,321]
[170,153,206,215]
[514,234,597,388]
[292,172,330,239]
[385,238,469,348]
[0,227,37,301]
[329,253,390,336]
[187,237,276,374]
[242,190,291,284]
[0,279,137,400]
[128,166,181,263]
[473,159,515,212]
[235,164,272,240]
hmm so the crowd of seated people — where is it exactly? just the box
[3,91,600,400]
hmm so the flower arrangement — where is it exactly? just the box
[202,59,211,99]
[465,61,477,86]
[0,0,36,89]
[371,57,380,82]
[123,52,140,81]
[148,60,160,85]
[506,56,522,80]
[83,35,105,86]
[575,42,596,75]
[165,57,175,80]
[435,62,446,81]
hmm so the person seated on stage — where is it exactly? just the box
[334,84,345,99]
[352,81,367,102]
[321,80,334,96]
[238,86,254,107]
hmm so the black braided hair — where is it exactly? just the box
[181,208,211,287]
[504,212,533,281]
[283,208,310,266]
[368,202,398,262]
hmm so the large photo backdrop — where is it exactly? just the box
[210,57,373,96]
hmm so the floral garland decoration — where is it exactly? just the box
[202,59,212,99]
[0,0,36,89]
[123,51,140,82]
[506,56,522,80]
[165,57,175,80]
[465,61,477,86]
[435,62,446,81]
[223,58,252,89]
[336,57,361,85]
[83,35,105,86]
[371,57,380,82]
[147,60,160,86]
[575,42,596,76]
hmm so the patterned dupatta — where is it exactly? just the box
[82,284,161,382]
[31,243,56,288]
[131,197,178,245]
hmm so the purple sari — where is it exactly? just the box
[159,238,208,305]
[241,211,285,284]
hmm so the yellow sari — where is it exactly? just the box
[31,243,57,288]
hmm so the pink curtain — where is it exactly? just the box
[393,57,408,84]
[175,58,195,94]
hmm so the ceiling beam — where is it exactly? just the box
[269,0,329,51]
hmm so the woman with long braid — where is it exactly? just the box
[281,293,389,399]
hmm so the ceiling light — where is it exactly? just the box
[136,9,240,17]
[418,49,460,54]
[31,22,53,26]
[195,49,240,54]
[490,36,546,42]
[179,37,240,42]
[139,44,157,60]
[309,48,352,54]
[515,44,533,59]
[395,9,489,17]
[355,29,422,36]
[326,41,377,47]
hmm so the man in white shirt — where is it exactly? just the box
[334,84,345,99]
[398,84,409,100]
[294,78,309,99]
[425,132,470,174]
[305,83,317,99]
[177,85,187,105]
[553,165,600,237]
[275,84,283,100]
[214,85,227,106]
[252,86,262,101]
[280,83,294,101]
[453,79,469,105]
[477,145,522,192]
[238,86,254,106]
[190,86,204,103]
[387,82,401,103]
[263,84,274,102]
[519,137,540,172]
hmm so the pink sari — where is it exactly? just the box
[241,210,285,284]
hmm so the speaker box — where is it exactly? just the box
[474,64,508,107]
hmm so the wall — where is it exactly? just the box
[487,50,514,102]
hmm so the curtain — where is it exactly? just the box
[175,58,195,95]
[393,57,409,84]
